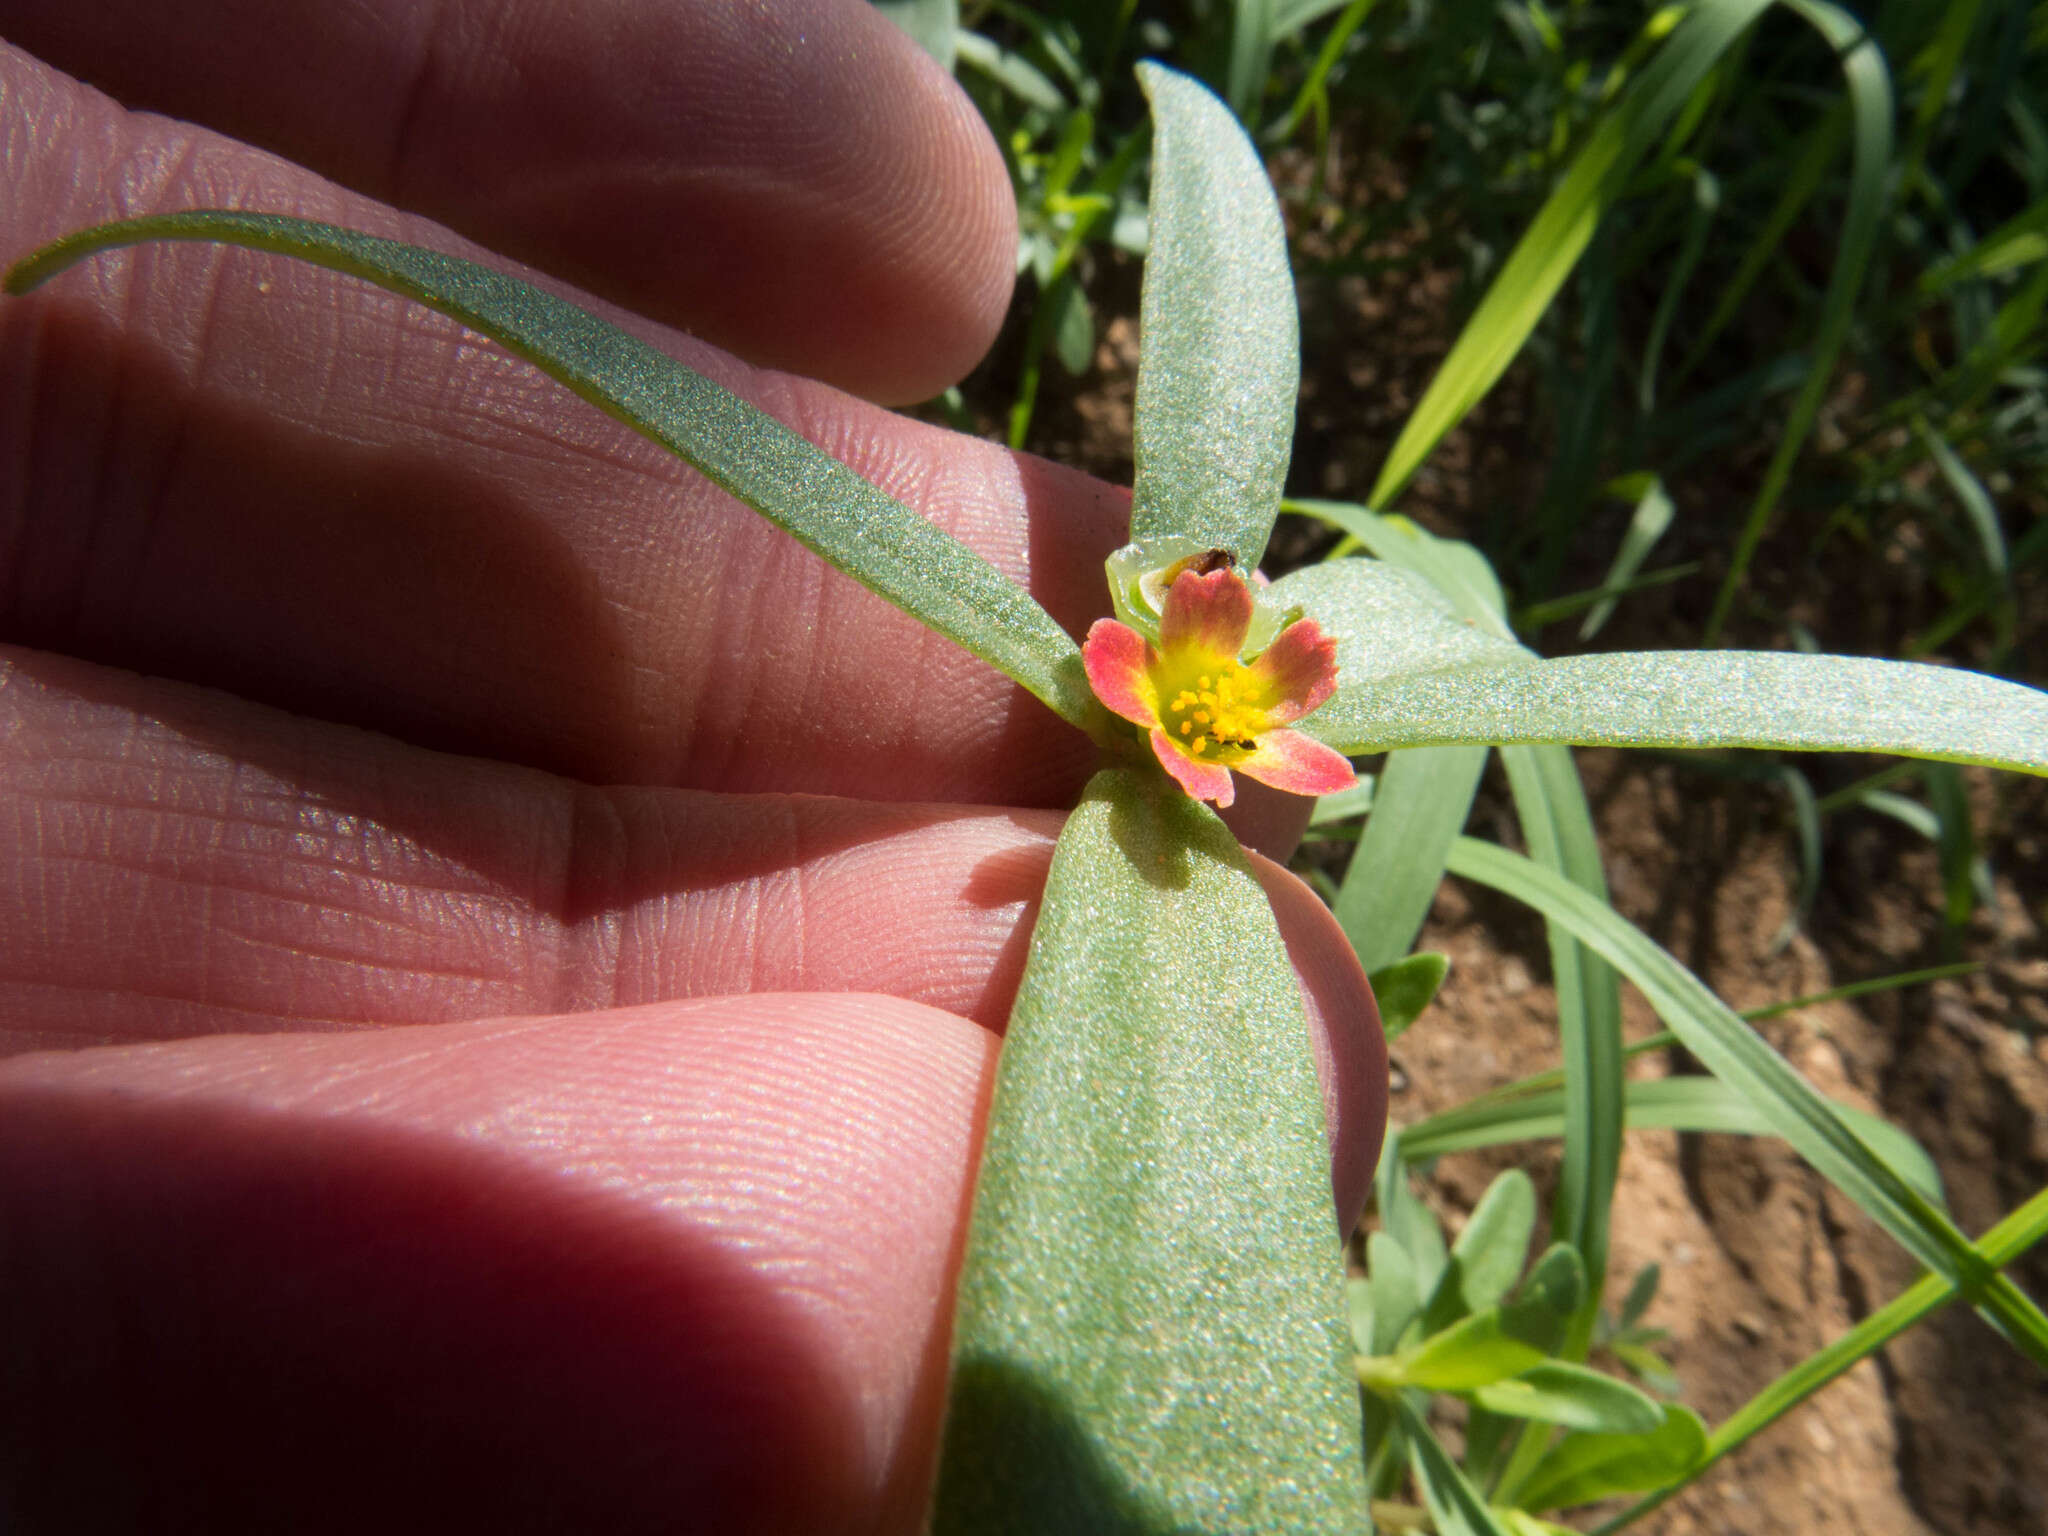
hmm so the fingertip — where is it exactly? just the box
[0,998,999,1533]
[1250,855,1389,1234]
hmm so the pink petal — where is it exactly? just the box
[1245,619,1341,725]
[1158,568,1254,660]
[1082,619,1159,727]
[1234,729,1356,799]
[1148,729,1237,808]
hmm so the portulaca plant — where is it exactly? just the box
[12,60,2046,1535]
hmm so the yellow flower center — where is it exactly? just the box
[1160,663,1267,760]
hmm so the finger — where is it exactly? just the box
[0,646,1382,1219]
[0,995,999,1534]
[1,0,1015,403]
[1,39,1116,807]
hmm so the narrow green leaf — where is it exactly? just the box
[1580,477,1675,640]
[1704,0,1896,640]
[4,213,1094,727]
[1514,1406,1709,1512]
[1394,1396,1520,1536]
[1335,744,1489,973]
[1368,951,1449,1042]
[933,770,1366,1532]
[1367,0,1774,506]
[1227,0,1276,122]
[1366,1230,1424,1355]
[1593,1185,2048,1534]
[1674,104,1846,387]
[1500,742,1625,1340]
[1919,194,2048,293]
[1287,501,1511,631]
[1444,838,2048,1367]
[1401,1074,1948,1208]
[1299,648,2048,776]
[1129,63,1299,567]
[1471,1362,1666,1434]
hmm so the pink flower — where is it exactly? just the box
[1082,564,1356,809]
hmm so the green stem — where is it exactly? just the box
[1591,1184,2048,1534]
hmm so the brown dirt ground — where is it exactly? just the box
[948,122,2048,1535]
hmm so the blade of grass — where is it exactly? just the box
[1579,477,1676,641]
[1672,102,1847,388]
[1704,0,1896,641]
[1443,836,2048,1367]
[1335,745,1489,974]
[1501,745,1626,1334]
[1400,1074,1946,1207]
[1369,0,1775,508]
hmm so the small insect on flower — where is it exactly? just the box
[1082,550,1356,809]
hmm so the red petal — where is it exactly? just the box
[1234,730,1356,799]
[1159,568,1254,661]
[1245,619,1340,725]
[1148,729,1237,808]
[1082,619,1158,727]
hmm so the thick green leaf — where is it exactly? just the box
[955,29,1067,110]
[1287,501,1510,630]
[1366,1230,1424,1355]
[1375,1133,1449,1299]
[1367,951,1449,1042]
[932,770,1366,1532]
[1265,559,1530,691]
[1292,513,1625,1346]
[1336,744,1489,974]
[4,213,1094,727]
[874,0,959,69]
[1394,1396,1520,1536]
[1129,63,1299,568]
[1470,1362,1665,1435]
[1506,1244,1585,1357]
[1419,1169,1538,1334]
[1300,645,2048,776]
[1515,1406,1709,1512]
[1445,838,2048,1367]
[1383,1245,1582,1392]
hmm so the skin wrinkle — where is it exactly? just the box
[0,22,1387,1518]
[0,53,1092,804]
[2,1,1012,401]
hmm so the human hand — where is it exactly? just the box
[0,3,1387,1529]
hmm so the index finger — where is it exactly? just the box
[0,0,1015,403]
